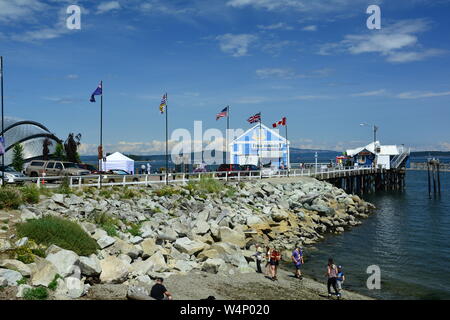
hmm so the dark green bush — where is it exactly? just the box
[21,185,40,204]
[0,187,23,209]
[23,287,48,300]
[16,216,99,256]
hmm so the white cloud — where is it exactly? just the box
[302,25,317,31]
[396,90,450,99]
[256,68,297,79]
[0,0,46,23]
[257,22,293,30]
[351,89,387,97]
[318,19,446,63]
[11,24,70,42]
[216,33,258,57]
[97,1,121,14]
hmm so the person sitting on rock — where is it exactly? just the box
[150,278,173,300]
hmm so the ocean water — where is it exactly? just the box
[300,170,450,300]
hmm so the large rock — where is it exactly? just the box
[129,259,154,276]
[174,237,207,255]
[31,260,58,287]
[271,208,289,222]
[192,220,210,235]
[20,208,37,222]
[141,238,158,258]
[147,252,167,273]
[16,284,33,298]
[46,249,79,277]
[51,193,65,204]
[218,227,246,248]
[174,260,196,273]
[202,258,225,274]
[210,242,240,255]
[65,277,85,298]
[97,235,116,249]
[100,256,129,284]
[110,239,142,259]
[0,259,32,277]
[0,269,22,286]
[197,249,221,261]
[79,255,102,276]
[0,239,11,251]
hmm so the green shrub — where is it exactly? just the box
[120,188,138,200]
[48,274,61,291]
[99,189,113,199]
[92,212,119,237]
[58,177,72,194]
[21,185,40,204]
[16,216,99,256]
[0,187,23,210]
[154,186,181,197]
[17,278,28,285]
[23,287,48,300]
[31,248,46,258]
[127,223,141,237]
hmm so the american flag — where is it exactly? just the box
[216,106,228,120]
[159,93,167,114]
[272,117,287,128]
[247,112,261,124]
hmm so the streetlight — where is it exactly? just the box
[360,123,379,150]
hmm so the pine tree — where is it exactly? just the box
[12,144,25,172]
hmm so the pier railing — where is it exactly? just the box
[7,165,380,189]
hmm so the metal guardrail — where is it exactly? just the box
[5,165,377,189]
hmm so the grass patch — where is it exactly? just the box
[120,188,138,200]
[153,186,181,197]
[16,216,99,256]
[48,274,61,291]
[20,185,40,204]
[1,226,8,231]
[17,278,28,285]
[57,177,72,195]
[92,212,119,237]
[126,222,141,237]
[23,287,48,300]
[0,187,23,210]
[99,189,113,199]
[2,219,9,224]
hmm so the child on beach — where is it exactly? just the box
[336,266,345,294]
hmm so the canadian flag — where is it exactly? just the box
[272,117,287,128]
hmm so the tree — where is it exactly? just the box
[42,138,53,160]
[64,133,81,163]
[12,144,25,172]
[53,143,66,161]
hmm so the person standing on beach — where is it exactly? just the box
[326,258,340,298]
[147,163,152,174]
[269,248,281,281]
[292,246,304,279]
[253,244,264,273]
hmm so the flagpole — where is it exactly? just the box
[99,81,103,187]
[165,94,168,185]
[1,57,4,187]
[285,117,290,176]
[259,112,262,168]
[226,105,230,164]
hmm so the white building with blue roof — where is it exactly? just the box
[228,123,290,168]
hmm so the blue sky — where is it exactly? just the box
[1,0,450,154]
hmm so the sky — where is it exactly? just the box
[1,0,450,155]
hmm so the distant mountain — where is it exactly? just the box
[411,151,450,157]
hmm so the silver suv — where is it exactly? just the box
[25,160,91,177]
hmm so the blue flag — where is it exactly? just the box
[90,82,102,102]
[0,137,4,156]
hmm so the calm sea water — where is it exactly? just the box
[300,170,450,300]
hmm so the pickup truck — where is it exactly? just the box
[25,160,91,177]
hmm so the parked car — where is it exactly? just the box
[25,160,91,177]
[240,164,260,177]
[100,169,141,184]
[0,166,26,184]
[76,163,101,174]
[217,164,242,177]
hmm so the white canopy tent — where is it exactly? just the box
[100,152,135,174]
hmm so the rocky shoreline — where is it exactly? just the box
[0,176,376,300]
